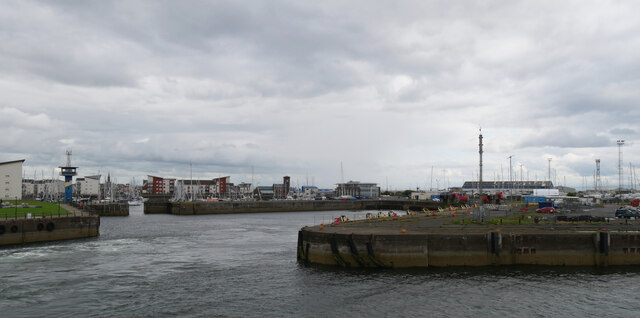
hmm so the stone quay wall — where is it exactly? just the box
[82,203,129,216]
[0,216,100,246]
[297,228,640,267]
[144,199,442,215]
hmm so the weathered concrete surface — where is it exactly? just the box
[145,199,441,215]
[144,195,172,214]
[0,215,100,246]
[297,212,640,268]
[83,203,129,216]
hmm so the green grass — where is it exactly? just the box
[0,201,71,218]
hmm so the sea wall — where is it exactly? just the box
[0,216,100,246]
[83,203,129,216]
[297,229,640,267]
[144,195,172,214]
[145,199,442,215]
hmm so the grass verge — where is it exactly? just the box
[0,201,71,218]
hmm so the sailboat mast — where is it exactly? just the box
[430,166,433,191]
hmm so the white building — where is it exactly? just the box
[410,191,440,200]
[335,181,380,198]
[301,186,319,199]
[77,175,101,197]
[238,182,254,198]
[22,179,35,198]
[0,159,25,200]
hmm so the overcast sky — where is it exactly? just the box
[1,0,639,190]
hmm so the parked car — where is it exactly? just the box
[615,208,639,219]
[536,207,556,213]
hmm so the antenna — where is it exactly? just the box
[478,129,483,200]
[340,161,344,183]
[66,149,72,167]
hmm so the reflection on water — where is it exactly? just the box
[1,206,638,317]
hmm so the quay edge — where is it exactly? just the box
[144,199,441,215]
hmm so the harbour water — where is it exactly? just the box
[1,206,639,317]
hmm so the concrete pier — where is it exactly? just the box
[297,210,640,268]
[0,205,99,246]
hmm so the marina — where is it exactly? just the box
[2,1,640,316]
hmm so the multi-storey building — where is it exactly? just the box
[143,175,175,194]
[0,159,25,200]
[237,182,253,198]
[301,186,318,200]
[335,181,380,198]
[212,176,230,198]
[273,176,291,199]
[77,175,101,197]
[22,179,35,198]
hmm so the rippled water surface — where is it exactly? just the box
[1,207,639,317]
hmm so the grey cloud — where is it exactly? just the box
[2,1,640,188]
[610,128,637,136]
[518,130,612,149]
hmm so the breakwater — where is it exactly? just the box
[144,199,441,215]
[0,215,100,246]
